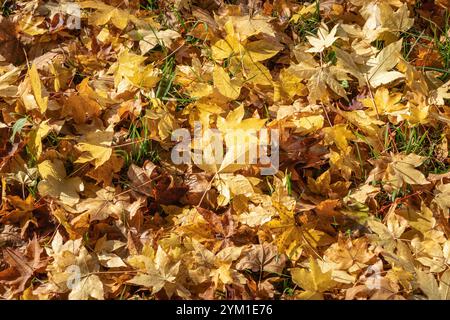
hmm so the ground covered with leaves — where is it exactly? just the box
[0,0,450,300]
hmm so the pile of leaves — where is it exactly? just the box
[0,0,450,300]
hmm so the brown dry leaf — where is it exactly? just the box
[0,236,47,295]
[0,17,24,64]
[72,187,126,223]
[236,243,286,274]
[325,237,375,271]
[86,155,124,186]
[63,79,103,124]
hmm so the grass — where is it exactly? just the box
[1,0,15,17]
[156,56,176,99]
[429,10,450,82]
[349,121,449,194]
[390,125,429,154]
[116,115,160,168]
[369,123,449,214]
[373,182,413,215]
[113,9,196,170]
[284,170,292,196]
[353,140,367,181]
[324,50,337,65]
[155,56,196,109]
[26,183,39,199]
[43,132,60,149]
[353,130,380,159]
[140,6,207,109]
[384,123,449,173]
[290,1,321,43]
[372,40,385,51]
[401,29,424,61]
[140,0,158,11]
[401,9,450,81]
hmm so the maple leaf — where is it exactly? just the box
[131,29,181,55]
[146,101,179,141]
[334,47,366,87]
[69,274,105,300]
[292,115,324,135]
[188,239,245,291]
[429,80,450,106]
[323,124,355,151]
[306,23,339,53]
[433,183,450,219]
[75,127,113,169]
[127,161,187,205]
[385,153,430,189]
[175,58,214,99]
[193,105,266,174]
[236,243,287,274]
[3,0,450,301]
[409,218,448,273]
[45,232,104,300]
[0,195,38,237]
[72,187,126,224]
[37,159,84,206]
[0,17,24,64]
[86,154,124,186]
[0,64,20,97]
[109,49,161,90]
[290,62,348,102]
[127,246,188,298]
[237,204,274,227]
[360,87,407,122]
[79,1,133,30]
[267,196,334,257]
[94,236,127,268]
[416,268,441,300]
[245,38,284,62]
[63,79,103,124]
[195,207,236,249]
[214,173,258,207]
[210,17,282,91]
[324,237,375,272]
[291,258,337,300]
[227,15,275,40]
[0,236,47,295]
[366,40,404,88]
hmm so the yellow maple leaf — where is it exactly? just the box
[323,124,355,151]
[360,87,407,122]
[75,128,113,169]
[385,153,430,189]
[127,246,188,298]
[306,23,339,53]
[291,258,337,300]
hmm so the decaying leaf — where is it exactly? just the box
[1,0,450,302]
